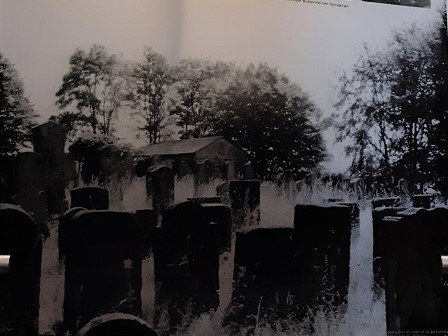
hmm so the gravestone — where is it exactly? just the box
[0,204,42,336]
[153,201,220,331]
[58,207,87,261]
[202,203,232,252]
[134,209,158,257]
[70,187,109,210]
[79,313,158,336]
[226,203,352,330]
[60,210,144,333]
[32,121,67,214]
[412,194,432,209]
[337,201,360,228]
[372,206,407,288]
[381,208,448,333]
[145,165,175,214]
[294,203,352,308]
[229,180,260,231]
[227,227,298,331]
[0,153,48,226]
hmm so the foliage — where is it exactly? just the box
[68,133,116,183]
[0,52,36,155]
[332,13,448,194]
[50,111,92,141]
[126,47,171,145]
[55,44,127,136]
[212,63,326,180]
[169,59,233,139]
[68,133,115,161]
[56,48,326,179]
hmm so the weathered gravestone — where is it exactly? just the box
[202,203,232,253]
[327,200,360,229]
[372,206,407,289]
[380,208,448,333]
[58,207,87,261]
[227,227,299,332]
[59,210,144,333]
[145,165,175,215]
[153,201,221,331]
[293,204,352,308]
[0,152,47,226]
[188,197,232,252]
[134,209,159,257]
[32,121,67,214]
[78,313,158,336]
[225,204,352,331]
[99,144,133,204]
[412,194,432,209]
[70,187,109,210]
[229,180,260,231]
[0,204,43,336]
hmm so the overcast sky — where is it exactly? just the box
[0,0,443,172]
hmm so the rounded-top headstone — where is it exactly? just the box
[79,313,158,336]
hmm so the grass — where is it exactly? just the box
[38,175,390,335]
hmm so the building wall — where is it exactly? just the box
[195,139,247,163]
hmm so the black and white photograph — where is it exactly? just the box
[0,0,447,335]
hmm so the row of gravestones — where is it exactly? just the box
[0,202,157,336]
[1,185,444,335]
[62,184,360,335]
[0,180,357,336]
[0,121,134,233]
[372,196,448,334]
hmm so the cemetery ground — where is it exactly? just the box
[38,177,387,336]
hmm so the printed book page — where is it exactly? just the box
[0,0,447,335]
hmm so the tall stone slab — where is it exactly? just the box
[229,180,260,231]
[226,227,298,332]
[293,204,352,308]
[380,208,448,334]
[32,121,67,214]
[0,152,47,226]
[372,206,407,289]
[0,204,43,336]
[153,201,221,332]
[59,210,144,333]
[145,165,175,215]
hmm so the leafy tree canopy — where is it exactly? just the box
[332,11,447,194]
[56,44,128,137]
[212,63,326,180]
[0,52,36,155]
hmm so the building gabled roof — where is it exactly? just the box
[141,136,224,156]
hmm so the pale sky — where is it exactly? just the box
[0,0,443,172]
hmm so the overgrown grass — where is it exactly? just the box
[39,176,388,335]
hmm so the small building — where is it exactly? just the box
[138,136,249,182]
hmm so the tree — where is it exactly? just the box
[333,13,447,193]
[55,44,127,136]
[127,47,171,145]
[169,59,233,139]
[212,63,326,180]
[0,52,36,155]
[332,45,398,183]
